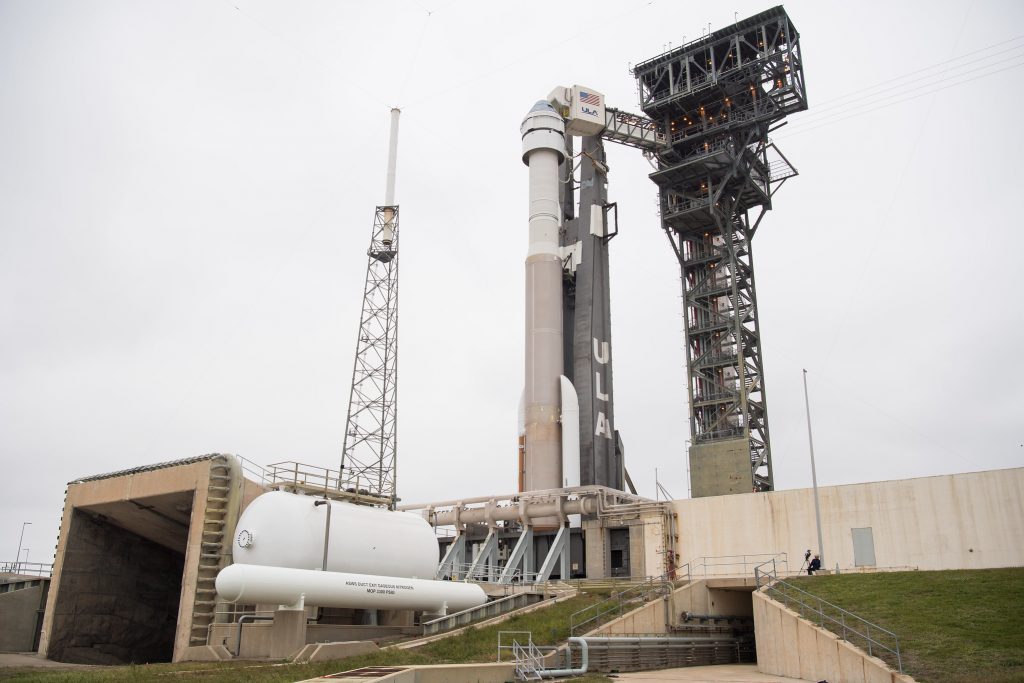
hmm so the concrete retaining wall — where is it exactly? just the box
[674,468,1024,573]
[753,589,916,683]
[0,582,46,652]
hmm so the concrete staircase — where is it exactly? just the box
[188,458,234,646]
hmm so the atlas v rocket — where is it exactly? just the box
[519,86,624,496]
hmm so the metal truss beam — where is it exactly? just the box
[535,525,570,584]
[498,526,535,584]
[341,205,400,507]
[437,533,466,580]
[467,530,499,582]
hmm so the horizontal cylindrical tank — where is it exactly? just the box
[215,564,487,613]
[232,491,438,579]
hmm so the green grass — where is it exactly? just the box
[0,593,601,682]
[786,568,1024,683]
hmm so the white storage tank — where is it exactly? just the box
[216,564,487,613]
[232,491,438,579]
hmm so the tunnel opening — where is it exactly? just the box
[46,491,194,664]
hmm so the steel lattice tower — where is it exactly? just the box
[341,109,402,507]
[633,7,807,494]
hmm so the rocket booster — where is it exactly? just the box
[521,101,567,493]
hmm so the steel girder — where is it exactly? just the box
[341,206,400,507]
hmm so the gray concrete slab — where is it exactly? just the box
[0,652,97,669]
[613,664,812,682]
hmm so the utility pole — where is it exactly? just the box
[15,521,30,573]
[803,369,825,565]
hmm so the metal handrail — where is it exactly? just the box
[754,559,902,672]
[233,454,270,486]
[685,552,788,578]
[569,575,672,636]
[0,561,53,577]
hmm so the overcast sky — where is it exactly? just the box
[2,0,1022,563]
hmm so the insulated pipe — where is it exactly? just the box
[542,637,734,679]
[521,100,567,497]
[216,564,487,613]
[542,637,588,678]
[430,496,597,527]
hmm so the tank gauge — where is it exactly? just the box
[236,529,254,548]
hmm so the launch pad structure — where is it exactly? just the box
[11,8,1024,673]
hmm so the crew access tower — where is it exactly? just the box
[634,6,806,495]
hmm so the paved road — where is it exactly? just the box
[613,664,811,682]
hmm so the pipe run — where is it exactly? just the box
[426,486,670,528]
[541,637,588,678]
[431,494,598,527]
[542,636,728,678]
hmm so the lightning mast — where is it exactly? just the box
[341,108,402,508]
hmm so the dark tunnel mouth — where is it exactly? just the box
[48,494,193,665]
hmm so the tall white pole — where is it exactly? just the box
[384,108,401,206]
[15,521,30,573]
[803,370,825,565]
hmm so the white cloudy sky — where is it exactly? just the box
[2,0,1022,563]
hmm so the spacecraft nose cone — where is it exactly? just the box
[529,100,556,113]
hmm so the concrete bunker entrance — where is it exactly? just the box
[47,490,195,664]
[680,580,757,665]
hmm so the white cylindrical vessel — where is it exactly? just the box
[216,564,487,613]
[521,100,567,496]
[232,491,438,579]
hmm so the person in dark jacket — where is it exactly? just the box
[807,554,822,575]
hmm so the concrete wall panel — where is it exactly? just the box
[864,654,896,683]
[673,468,1024,573]
[796,617,818,682]
[839,639,868,681]
[754,590,912,683]
[0,584,45,652]
[779,607,801,679]
[815,626,841,683]
[593,597,666,635]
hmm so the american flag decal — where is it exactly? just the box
[579,91,601,106]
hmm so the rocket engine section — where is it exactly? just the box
[231,490,438,579]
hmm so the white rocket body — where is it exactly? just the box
[521,102,567,495]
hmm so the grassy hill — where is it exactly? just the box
[788,567,1024,683]
[0,593,601,682]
